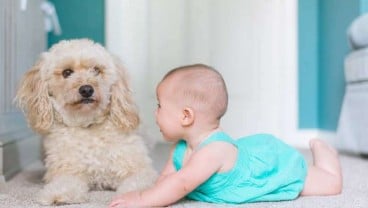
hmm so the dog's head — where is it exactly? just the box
[15,39,139,134]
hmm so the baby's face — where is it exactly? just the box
[155,81,183,142]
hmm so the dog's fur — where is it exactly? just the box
[15,39,157,205]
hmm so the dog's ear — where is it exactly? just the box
[14,60,53,134]
[109,59,140,132]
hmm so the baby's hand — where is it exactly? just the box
[108,191,143,208]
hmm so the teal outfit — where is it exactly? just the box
[173,132,307,204]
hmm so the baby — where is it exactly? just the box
[109,64,342,207]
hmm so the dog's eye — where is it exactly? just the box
[93,66,101,75]
[62,69,74,78]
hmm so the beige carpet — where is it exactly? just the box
[0,143,367,208]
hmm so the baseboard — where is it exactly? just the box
[0,112,41,182]
[153,129,338,150]
[284,129,337,148]
[1,132,41,181]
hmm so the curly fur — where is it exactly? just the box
[15,39,157,205]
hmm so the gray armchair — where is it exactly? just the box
[337,14,368,156]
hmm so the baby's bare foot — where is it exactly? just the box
[309,139,341,177]
[309,139,338,156]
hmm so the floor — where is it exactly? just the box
[1,142,368,208]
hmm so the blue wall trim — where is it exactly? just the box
[47,0,105,48]
[361,0,368,13]
[298,0,319,128]
[298,0,361,131]
[318,0,359,130]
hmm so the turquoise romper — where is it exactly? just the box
[173,132,307,204]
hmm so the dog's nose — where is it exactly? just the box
[79,85,94,98]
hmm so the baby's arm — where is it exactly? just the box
[155,144,176,184]
[109,144,224,207]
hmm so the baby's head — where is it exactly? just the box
[157,64,228,122]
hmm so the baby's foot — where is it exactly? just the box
[309,139,341,178]
[309,139,338,157]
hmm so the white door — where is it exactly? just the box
[107,0,299,145]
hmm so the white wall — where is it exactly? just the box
[106,0,314,147]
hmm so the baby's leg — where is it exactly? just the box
[300,139,342,196]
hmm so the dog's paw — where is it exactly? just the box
[37,189,88,205]
[36,175,89,205]
[117,169,158,194]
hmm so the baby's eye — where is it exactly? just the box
[62,68,74,78]
[157,103,161,108]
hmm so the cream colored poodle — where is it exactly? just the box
[15,39,157,205]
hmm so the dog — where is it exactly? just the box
[15,39,157,205]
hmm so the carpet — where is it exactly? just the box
[0,143,367,208]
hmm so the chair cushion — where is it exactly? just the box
[345,48,368,83]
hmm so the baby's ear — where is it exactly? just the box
[181,107,195,126]
[109,58,140,132]
[14,60,53,134]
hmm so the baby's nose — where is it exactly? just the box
[79,85,94,98]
